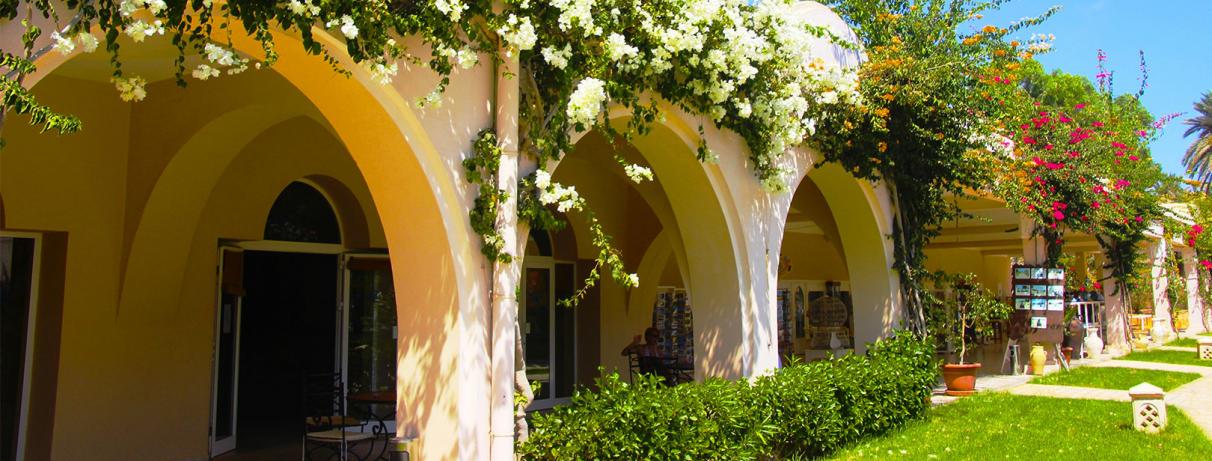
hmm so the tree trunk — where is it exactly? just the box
[513,318,534,442]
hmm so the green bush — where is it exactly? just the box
[518,333,938,460]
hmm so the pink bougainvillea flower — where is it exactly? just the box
[1052,211,1065,220]
[1114,179,1130,189]
[1045,162,1064,170]
[1202,260,1212,270]
[1193,224,1204,234]
[1092,121,1104,128]
[1135,215,1144,223]
[1032,156,1045,166]
[1044,144,1055,150]
[1093,281,1102,290]
[1023,136,1037,145]
[1058,115,1072,123]
[1091,201,1100,208]
[1075,103,1086,110]
[1111,141,1128,149]
[1129,155,1139,161]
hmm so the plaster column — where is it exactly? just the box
[489,38,521,461]
[1182,248,1207,334]
[1149,239,1173,341]
[1020,216,1046,265]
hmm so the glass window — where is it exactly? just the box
[264,182,341,243]
[347,265,397,395]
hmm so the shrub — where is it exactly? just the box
[518,332,938,460]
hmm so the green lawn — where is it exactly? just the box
[1118,350,1212,368]
[1201,332,1212,337]
[823,393,1212,460]
[1166,337,1199,348]
[1031,366,1201,391]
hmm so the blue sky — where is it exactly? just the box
[977,0,1212,177]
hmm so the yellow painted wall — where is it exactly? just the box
[3,41,470,458]
[925,249,1011,297]
[779,232,849,281]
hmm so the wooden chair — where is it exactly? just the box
[302,373,375,461]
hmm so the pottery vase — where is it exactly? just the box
[1084,327,1104,358]
[1030,344,1047,375]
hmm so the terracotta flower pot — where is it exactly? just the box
[942,363,981,396]
[1061,346,1074,363]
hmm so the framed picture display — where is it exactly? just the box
[1009,264,1066,343]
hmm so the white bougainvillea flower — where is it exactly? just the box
[339,15,359,39]
[76,32,99,53]
[455,48,478,69]
[626,273,640,288]
[541,44,572,69]
[204,43,238,66]
[192,64,220,80]
[435,0,468,22]
[124,20,165,42]
[498,15,537,50]
[112,76,147,102]
[50,32,75,55]
[287,0,308,16]
[623,164,653,183]
[534,170,551,189]
[567,78,606,127]
[604,33,638,62]
[368,61,399,85]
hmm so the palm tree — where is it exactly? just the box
[1182,92,1212,191]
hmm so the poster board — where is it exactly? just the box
[1010,265,1066,343]
[777,280,854,353]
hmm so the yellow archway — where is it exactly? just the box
[13,27,481,460]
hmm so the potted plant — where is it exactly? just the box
[927,272,1014,396]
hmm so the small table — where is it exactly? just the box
[348,391,395,437]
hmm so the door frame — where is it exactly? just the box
[209,240,347,457]
[2,231,41,461]
[209,246,243,457]
[340,252,396,434]
[523,256,578,411]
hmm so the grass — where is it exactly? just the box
[1166,337,1199,348]
[1118,350,1212,368]
[1031,366,1201,391]
[1201,332,1212,337]
[823,393,1212,460]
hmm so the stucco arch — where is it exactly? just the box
[777,149,901,353]
[550,107,747,380]
[22,27,482,460]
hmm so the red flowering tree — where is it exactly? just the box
[995,52,1171,322]
[995,100,1154,266]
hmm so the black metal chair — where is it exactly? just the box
[626,351,642,384]
[302,372,375,461]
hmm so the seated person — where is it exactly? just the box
[622,327,671,383]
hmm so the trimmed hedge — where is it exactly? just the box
[518,333,938,460]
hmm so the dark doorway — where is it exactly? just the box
[1,236,36,461]
[235,251,338,456]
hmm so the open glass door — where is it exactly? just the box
[2,232,40,461]
[342,254,397,434]
[210,247,243,457]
